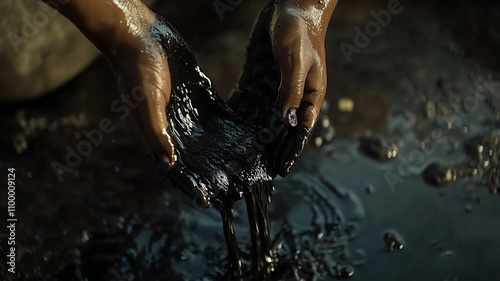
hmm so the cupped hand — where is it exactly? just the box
[105,5,177,173]
[269,0,337,176]
[58,0,178,172]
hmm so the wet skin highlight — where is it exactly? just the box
[269,0,338,176]
[51,0,337,279]
[52,0,337,175]
[52,0,177,168]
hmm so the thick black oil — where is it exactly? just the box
[1,1,500,281]
[151,10,286,279]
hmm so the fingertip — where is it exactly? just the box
[274,124,313,177]
[156,152,177,174]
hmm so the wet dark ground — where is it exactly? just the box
[1,0,500,280]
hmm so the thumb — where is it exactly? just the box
[138,72,177,173]
[119,61,177,173]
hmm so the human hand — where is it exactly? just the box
[269,0,337,176]
[111,19,178,173]
[56,0,177,171]
[112,37,177,173]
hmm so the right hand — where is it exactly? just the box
[112,35,178,173]
[57,0,178,171]
[100,3,178,172]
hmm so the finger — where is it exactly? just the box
[135,66,177,173]
[118,50,177,174]
[296,59,327,128]
[277,50,309,127]
[275,61,325,176]
[275,125,313,177]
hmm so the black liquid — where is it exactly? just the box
[151,3,287,279]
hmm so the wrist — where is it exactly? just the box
[273,0,337,38]
[58,0,156,58]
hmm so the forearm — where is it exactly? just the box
[274,0,338,38]
[42,0,155,57]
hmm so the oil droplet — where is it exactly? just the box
[424,100,436,121]
[383,230,405,252]
[423,162,456,187]
[366,185,374,194]
[359,132,398,162]
[338,265,355,278]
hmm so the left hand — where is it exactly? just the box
[269,0,337,176]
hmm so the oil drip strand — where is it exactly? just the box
[151,2,309,279]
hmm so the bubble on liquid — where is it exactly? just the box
[383,230,405,252]
[359,132,398,162]
[424,100,436,121]
[338,265,355,278]
[464,135,489,159]
[423,162,456,187]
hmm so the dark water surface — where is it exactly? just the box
[1,0,499,280]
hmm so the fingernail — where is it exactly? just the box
[156,153,176,174]
[285,107,298,127]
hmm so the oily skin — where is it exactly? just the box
[270,0,338,175]
[53,0,176,169]
[48,0,337,174]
